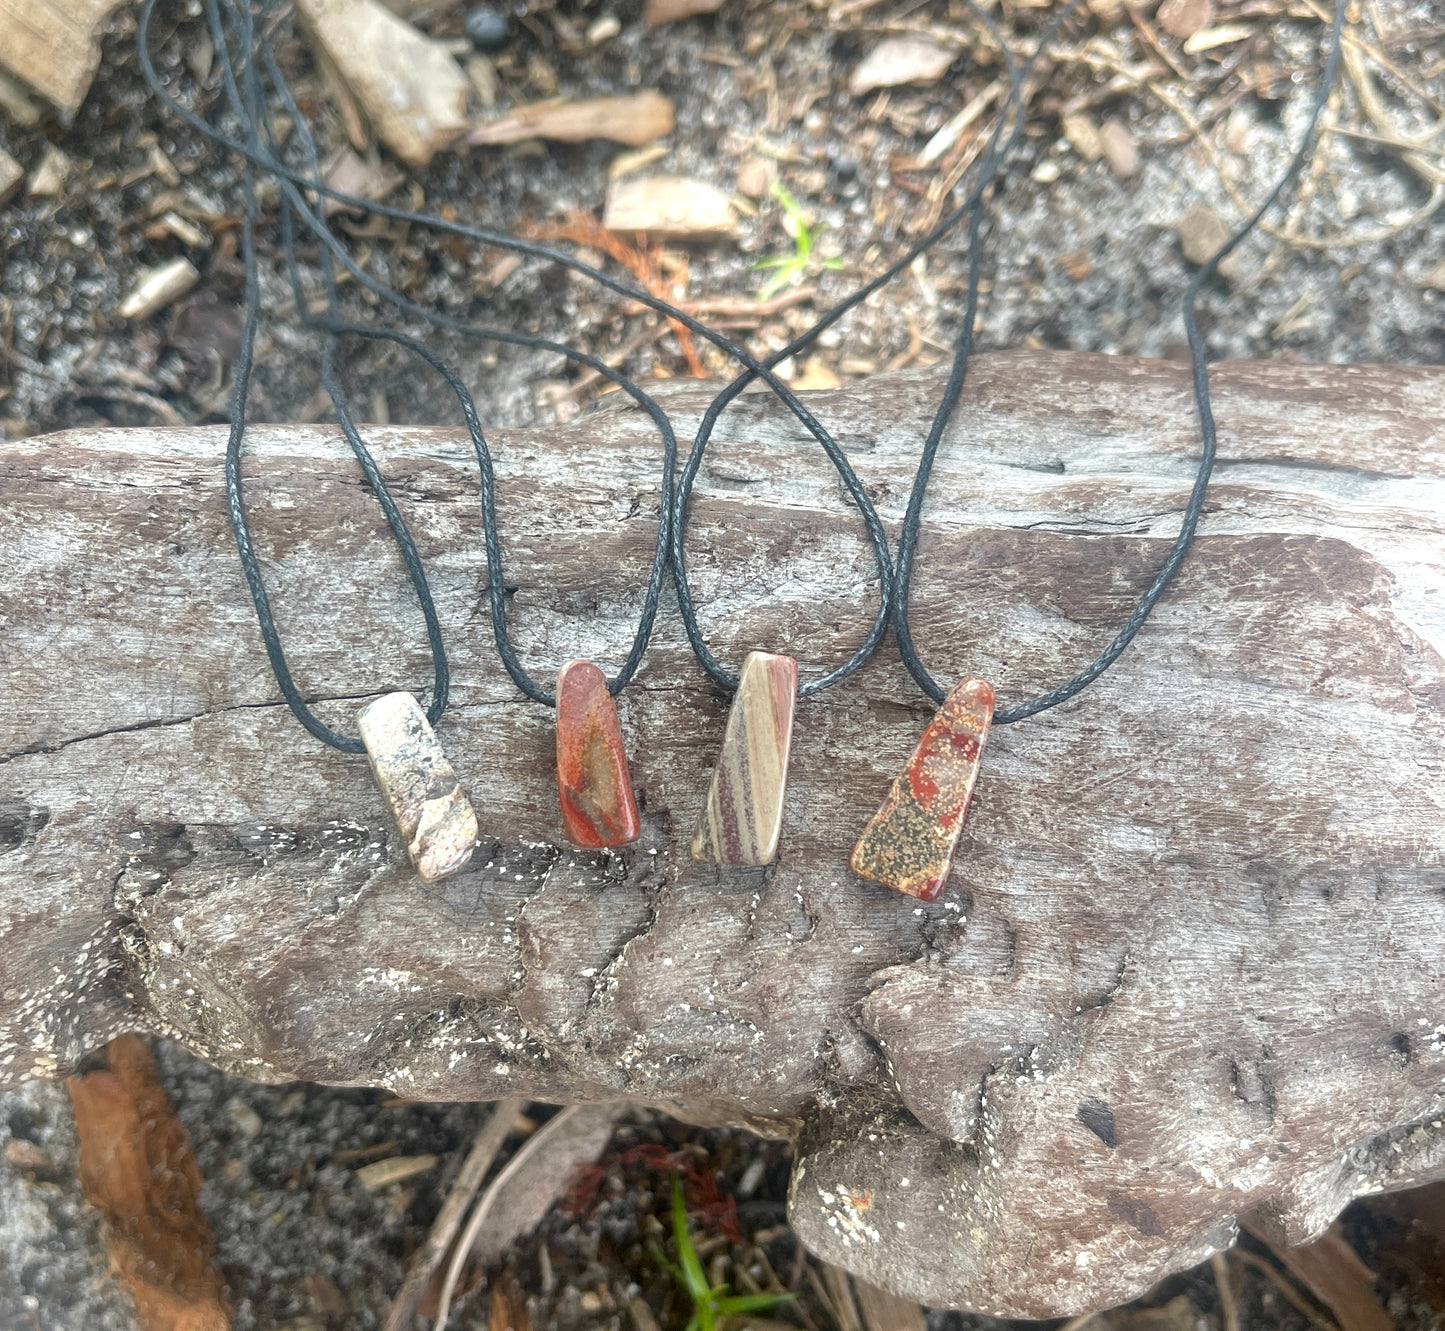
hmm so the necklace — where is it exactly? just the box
[670,1,1036,868]
[850,0,1346,900]
[144,0,925,871]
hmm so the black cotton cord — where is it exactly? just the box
[138,0,901,708]
[669,0,1082,698]
[153,0,682,713]
[893,0,1348,721]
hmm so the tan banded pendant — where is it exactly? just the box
[691,651,798,866]
[358,691,478,882]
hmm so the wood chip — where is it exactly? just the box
[603,174,736,239]
[852,1277,927,1331]
[0,0,126,113]
[25,143,69,198]
[642,0,724,25]
[1176,203,1241,280]
[3,1137,57,1174]
[355,1153,439,1190]
[610,143,670,181]
[296,0,469,168]
[586,13,621,43]
[1098,117,1139,178]
[791,358,841,392]
[118,257,201,320]
[468,91,674,148]
[0,66,43,127]
[1182,22,1255,53]
[918,82,997,166]
[66,1035,229,1331]
[1062,111,1103,163]
[736,155,774,199]
[0,147,22,207]
[1156,0,1214,39]
[323,147,404,215]
[1241,1221,1394,1331]
[849,37,959,97]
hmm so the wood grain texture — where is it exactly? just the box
[690,651,799,865]
[1,352,1443,1317]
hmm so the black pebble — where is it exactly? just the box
[465,5,510,51]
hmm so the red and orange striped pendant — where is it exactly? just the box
[555,660,642,849]
[850,676,994,901]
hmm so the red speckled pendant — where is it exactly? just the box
[556,660,641,849]
[849,676,994,901]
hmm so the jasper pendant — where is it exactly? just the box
[691,651,798,866]
[850,676,994,901]
[556,660,642,848]
[358,691,478,882]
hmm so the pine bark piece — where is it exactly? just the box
[850,677,993,901]
[691,651,798,866]
[357,691,478,881]
[556,660,641,849]
[295,0,470,168]
[66,1035,229,1331]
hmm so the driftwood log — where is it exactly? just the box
[2,351,1443,1317]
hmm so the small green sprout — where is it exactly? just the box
[754,181,845,300]
[669,1176,794,1331]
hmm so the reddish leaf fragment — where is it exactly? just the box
[67,1034,230,1331]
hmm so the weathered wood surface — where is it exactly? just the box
[2,352,1443,1317]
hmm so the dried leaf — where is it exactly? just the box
[849,37,959,97]
[67,1034,230,1331]
[435,1104,623,1328]
[296,0,470,167]
[467,91,675,148]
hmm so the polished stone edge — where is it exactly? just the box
[555,659,642,849]
[849,676,994,901]
[357,691,478,882]
[691,651,799,866]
